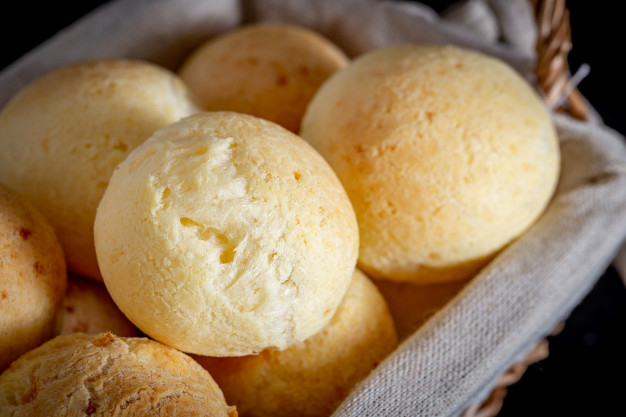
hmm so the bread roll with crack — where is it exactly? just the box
[0,183,66,372]
[94,111,359,357]
[300,44,560,284]
[178,23,349,133]
[0,59,201,281]
[60,274,139,337]
[0,332,237,417]
[195,269,398,417]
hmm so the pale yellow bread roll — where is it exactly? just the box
[178,23,349,133]
[373,278,468,341]
[0,59,201,281]
[0,332,237,417]
[94,111,359,357]
[0,183,67,372]
[300,44,560,284]
[195,269,398,417]
[60,274,139,337]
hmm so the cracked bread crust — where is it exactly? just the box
[0,332,237,417]
[94,112,359,357]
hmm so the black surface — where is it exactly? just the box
[2,1,625,416]
[1,1,110,70]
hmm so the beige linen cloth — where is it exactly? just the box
[2,1,626,416]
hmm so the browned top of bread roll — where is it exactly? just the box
[0,332,237,417]
[179,22,349,133]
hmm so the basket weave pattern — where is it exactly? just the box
[533,0,588,119]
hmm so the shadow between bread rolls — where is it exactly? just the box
[60,273,140,338]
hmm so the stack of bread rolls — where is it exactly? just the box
[0,21,559,417]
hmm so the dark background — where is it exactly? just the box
[1,1,624,416]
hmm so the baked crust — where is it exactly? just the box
[0,332,237,417]
[301,44,560,284]
[179,22,349,133]
[0,59,201,280]
[94,111,359,356]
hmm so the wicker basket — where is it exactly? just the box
[462,1,587,415]
[533,0,588,120]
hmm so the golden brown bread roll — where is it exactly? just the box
[178,23,349,132]
[94,111,359,357]
[0,183,66,372]
[0,59,201,281]
[60,274,139,337]
[300,44,560,284]
[0,332,237,416]
[195,269,398,417]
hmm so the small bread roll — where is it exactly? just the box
[61,274,139,337]
[300,44,560,284]
[0,332,237,417]
[178,23,349,133]
[94,111,359,357]
[0,59,201,281]
[196,269,398,417]
[373,279,468,340]
[0,183,66,372]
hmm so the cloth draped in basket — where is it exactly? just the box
[1,0,626,416]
